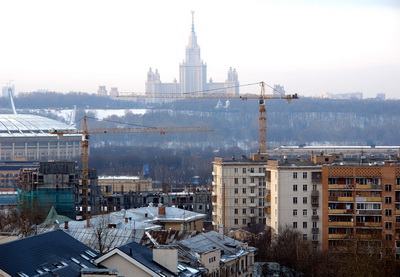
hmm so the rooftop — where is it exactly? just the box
[0,229,98,277]
[0,114,77,137]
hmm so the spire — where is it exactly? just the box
[191,11,195,32]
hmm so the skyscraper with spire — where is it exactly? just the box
[146,12,239,101]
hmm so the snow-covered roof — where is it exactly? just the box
[0,114,78,137]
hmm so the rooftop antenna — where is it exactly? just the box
[191,11,195,32]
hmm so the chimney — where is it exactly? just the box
[153,248,178,274]
[125,217,129,223]
[64,221,69,230]
[158,206,166,217]
[218,224,224,235]
[53,220,59,230]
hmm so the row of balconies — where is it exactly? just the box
[328,196,382,202]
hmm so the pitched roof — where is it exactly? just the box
[117,241,177,276]
[0,229,98,277]
[40,206,73,228]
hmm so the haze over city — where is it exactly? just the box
[0,0,399,98]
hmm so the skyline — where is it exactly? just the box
[0,0,399,99]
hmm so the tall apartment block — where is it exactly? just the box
[212,154,268,233]
[322,159,400,258]
[264,155,336,247]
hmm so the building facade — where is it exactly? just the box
[146,12,239,101]
[212,154,268,233]
[322,160,400,259]
[265,157,323,247]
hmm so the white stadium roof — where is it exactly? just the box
[0,114,77,137]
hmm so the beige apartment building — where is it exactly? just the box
[265,157,324,246]
[212,153,268,233]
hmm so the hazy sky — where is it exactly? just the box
[0,0,399,99]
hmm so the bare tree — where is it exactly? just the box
[89,213,117,254]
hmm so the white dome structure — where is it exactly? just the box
[0,114,81,161]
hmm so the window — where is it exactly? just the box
[242,188,247,194]
[313,209,317,216]
[251,177,255,183]
[312,221,317,228]
[385,222,392,229]
[385,184,392,191]
[293,197,298,204]
[303,184,307,191]
[234,219,238,225]
[234,168,238,173]
[234,198,238,204]
[303,222,307,228]
[243,168,246,174]
[250,187,255,193]
[234,178,239,184]
[302,234,308,240]
[242,218,247,225]
[293,184,298,191]
[386,234,393,241]
[250,168,255,173]
[313,184,317,191]
[242,178,247,184]
[243,209,247,214]
[234,188,238,194]
[303,197,308,204]
[385,197,392,204]
[303,172,308,179]
[293,172,298,179]
[243,198,246,204]
[303,209,307,216]
[386,209,392,216]
[251,208,255,214]
[293,222,298,228]
[293,209,298,216]
[234,209,238,214]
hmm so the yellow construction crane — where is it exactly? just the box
[119,81,298,154]
[49,116,213,227]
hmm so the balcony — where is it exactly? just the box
[249,193,256,197]
[365,222,382,227]
[250,172,265,177]
[328,234,347,239]
[356,222,382,227]
[265,207,271,214]
[212,195,217,203]
[249,203,257,207]
[396,185,400,190]
[328,221,354,227]
[265,195,271,202]
[311,190,319,197]
[328,209,346,214]
[212,171,216,176]
[312,215,319,220]
[250,183,256,187]
[357,210,381,215]
[329,196,338,201]
[395,222,400,228]
[338,197,354,202]
[366,197,382,202]
[250,213,256,217]
[312,227,319,233]
[312,201,319,207]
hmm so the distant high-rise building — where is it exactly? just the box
[146,12,239,101]
[97,86,107,96]
[1,85,14,98]
[376,93,386,100]
[110,87,119,96]
[272,84,285,97]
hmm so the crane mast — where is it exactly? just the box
[50,116,212,227]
